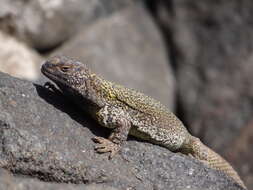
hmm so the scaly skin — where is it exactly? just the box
[41,56,246,189]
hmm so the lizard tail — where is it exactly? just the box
[182,136,246,189]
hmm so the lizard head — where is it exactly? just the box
[42,55,110,108]
[41,56,91,90]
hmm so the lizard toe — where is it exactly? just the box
[109,146,120,159]
[92,136,120,158]
[92,136,108,144]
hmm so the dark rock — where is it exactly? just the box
[225,120,253,189]
[0,0,136,50]
[150,1,253,189]
[0,71,244,189]
[176,0,253,150]
[52,5,175,110]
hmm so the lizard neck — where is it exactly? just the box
[83,75,118,107]
[54,73,107,112]
[76,74,108,109]
[57,72,118,112]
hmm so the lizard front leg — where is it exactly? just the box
[93,105,131,159]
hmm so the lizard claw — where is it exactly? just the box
[44,82,62,95]
[92,136,120,159]
[44,82,56,89]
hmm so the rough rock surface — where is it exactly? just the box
[0,72,244,190]
[52,5,175,110]
[0,169,117,190]
[0,31,42,81]
[0,0,136,50]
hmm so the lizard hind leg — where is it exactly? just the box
[183,136,246,189]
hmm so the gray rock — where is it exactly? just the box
[0,31,42,81]
[0,169,118,190]
[0,71,244,189]
[0,0,136,50]
[52,5,175,110]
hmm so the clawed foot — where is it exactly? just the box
[44,82,62,94]
[44,81,56,90]
[92,136,120,159]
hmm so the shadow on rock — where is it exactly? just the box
[34,83,110,139]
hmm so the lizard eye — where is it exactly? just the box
[60,66,70,73]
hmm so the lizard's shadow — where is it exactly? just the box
[34,83,110,138]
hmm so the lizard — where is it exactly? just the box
[41,55,246,189]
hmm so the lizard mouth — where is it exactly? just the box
[41,62,69,86]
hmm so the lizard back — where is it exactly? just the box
[99,78,185,130]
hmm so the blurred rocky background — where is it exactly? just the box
[0,0,252,189]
